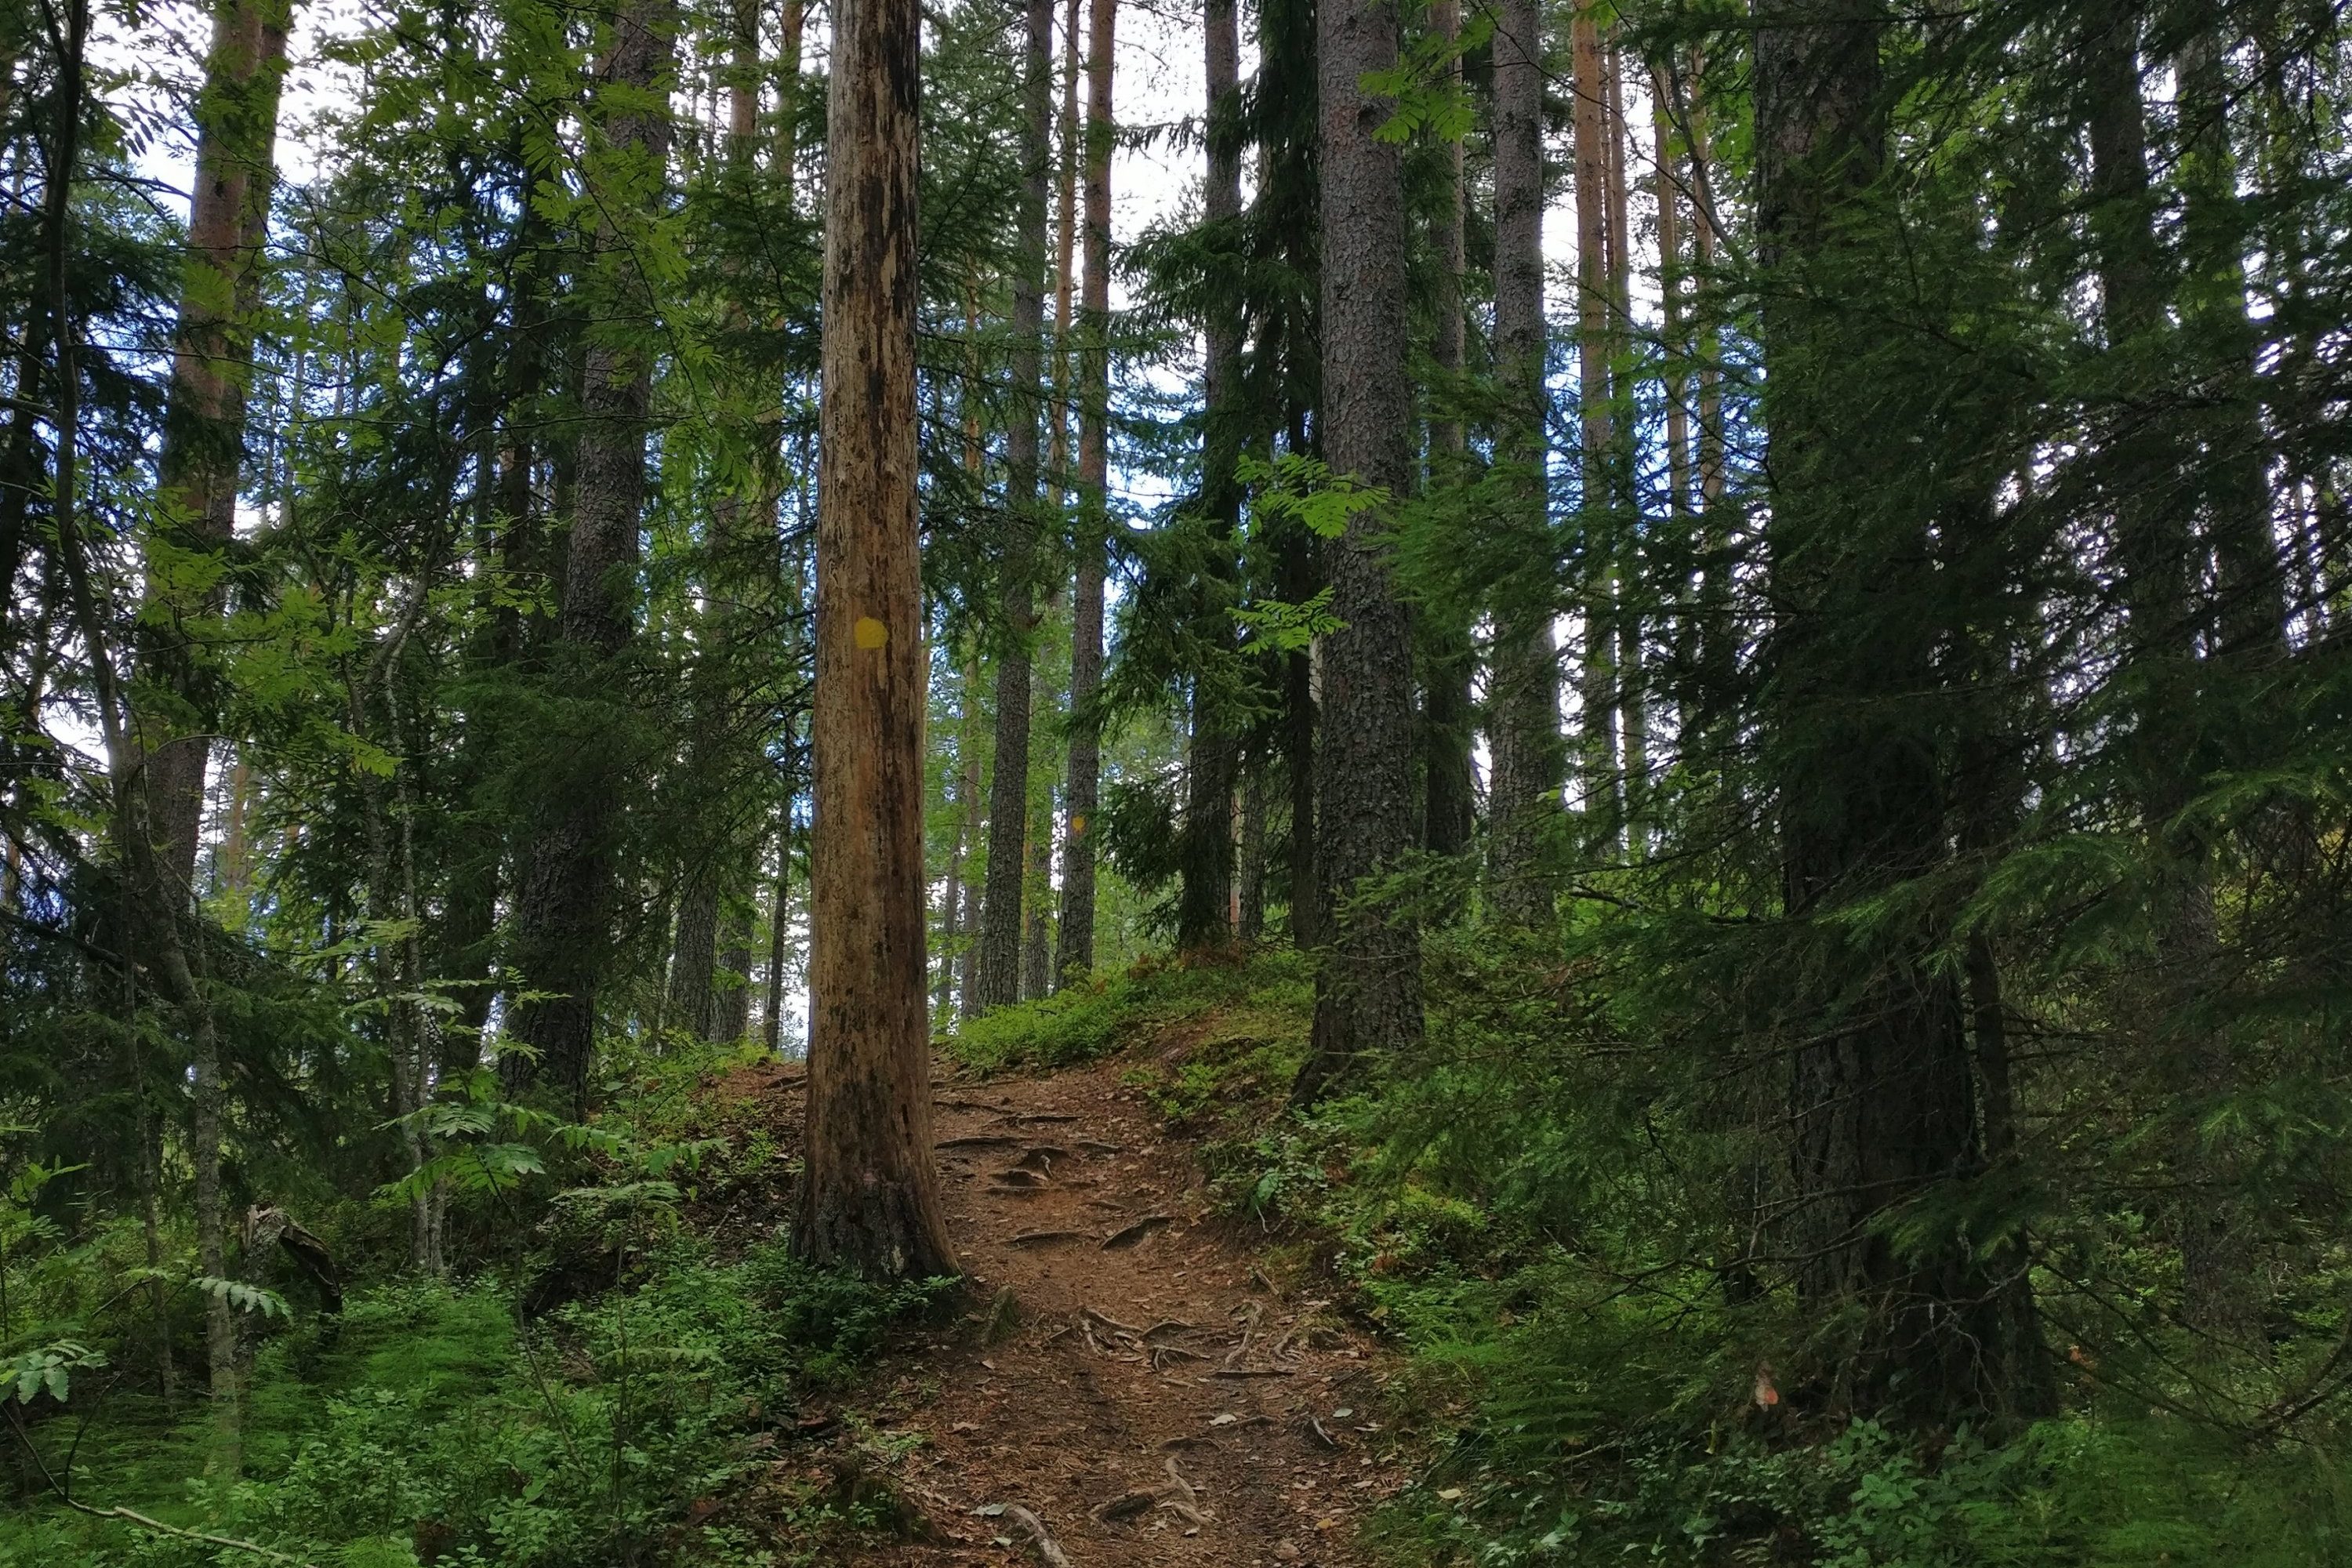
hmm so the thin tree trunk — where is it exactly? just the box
[504,0,677,1112]
[1421,0,1474,870]
[1022,781,1056,997]
[1056,0,1114,988]
[1606,42,1646,835]
[1484,0,1559,922]
[980,0,1054,1012]
[762,821,793,1051]
[139,0,293,902]
[794,0,958,1278]
[1570,5,1618,848]
[1653,69,1696,733]
[715,903,753,1040]
[1294,0,1423,1102]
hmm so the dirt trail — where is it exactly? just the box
[747,1054,1406,1566]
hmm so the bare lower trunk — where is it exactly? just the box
[1237,761,1267,941]
[1296,0,1422,1101]
[763,823,793,1051]
[795,0,957,1278]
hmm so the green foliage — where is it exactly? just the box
[2,1246,945,1568]
[945,946,1311,1074]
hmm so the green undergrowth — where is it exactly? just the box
[3,1040,954,1568]
[943,945,1312,1081]
[965,934,2352,1567]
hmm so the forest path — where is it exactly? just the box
[742,1053,1406,1567]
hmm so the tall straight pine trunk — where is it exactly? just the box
[1483,0,1559,923]
[140,0,292,902]
[795,0,957,1279]
[1419,0,1475,870]
[504,0,677,1112]
[1055,0,1116,985]
[1754,0,2005,1413]
[1294,0,1423,1101]
[978,0,1055,1011]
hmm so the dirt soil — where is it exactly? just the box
[736,1053,1408,1567]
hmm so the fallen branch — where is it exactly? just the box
[1000,1502,1075,1566]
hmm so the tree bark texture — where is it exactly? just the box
[1295,0,1424,1102]
[503,0,677,1113]
[795,0,958,1279]
[1568,5,1617,844]
[1420,0,1474,869]
[140,0,292,904]
[1057,0,1115,986]
[1754,0,2007,1413]
[1484,0,1561,923]
[978,0,1056,1012]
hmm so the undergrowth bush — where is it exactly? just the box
[6,1235,946,1566]
[945,945,1311,1073]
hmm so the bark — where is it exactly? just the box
[1421,0,1474,868]
[1689,49,1730,695]
[1176,717,1238,951]
[937,683,972,1015]
[1606,42,1646,833]
[40,13,241,1433]
[1237,759,1267,940]
[503,0,677,1112]
[715,902,753,1040]
[2088,4,2254,1356]
[1755,0,2006,1414]
[139,0,292,903]
[1653,71,1696,731]
[1484,0,1560,923]
[1570,4,1617,846]
[978,0,1055,1012]
[669,873,720,1036]
[1023,780,1056,997]
[795,0,958,1279]
[1056,0,1115,987]
[1294,0,1423,1102]
[763,822,793,1051]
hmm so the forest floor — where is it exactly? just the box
[720,1051,1410,1568]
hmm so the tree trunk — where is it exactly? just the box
[1420,0,1474,871]
[979,0,1056,1012]
[795,0,958,1279]
[139,0,293,903]
[763,820,793,1051]
[503,0,677,1112]
[1569,4,1617,849]
[1237,760,1267,941]
[1056,0,1115,988]
[1484,0,1559,923]
[1653,69,1696,733]
[1294,0,1423,1102]
[1606,42,1646,835]
[1755,0,2005,1414]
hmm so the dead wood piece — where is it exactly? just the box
[1305,1415,1340,1449]
[1206,1367,1294,1379]
[992,1167,1051,1188]
[997,1503,1074,1568]
[1149,1345,1210,1371]
[1076,1139,1124,1156]
[1224,1300,1263,1368]
[937,1134,1020,1149]
[1004,1112,1081,1123]
[1099,1213,1173,1250]
[1160,1434,1217,1450]
[1142,1319,1195,1340]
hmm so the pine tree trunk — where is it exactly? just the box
[1056,0,1115,988]
[1568,5,1618,848]
[1653,70,1697,734]
[669,873,721,1036]
[1023,782,1056,997]
[763,822,793,1051]
[1604,42,1646,835]
[979,0,1056,1013]
[795,0,957,1279]
[1237,760,1267,941]
[503,0,677,1112]
[140,0,292,903]
[1484,0,1559,923]
[1755,0,2004,1414]
[1295,0,1423,1102]
[1420,0,1475,871]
